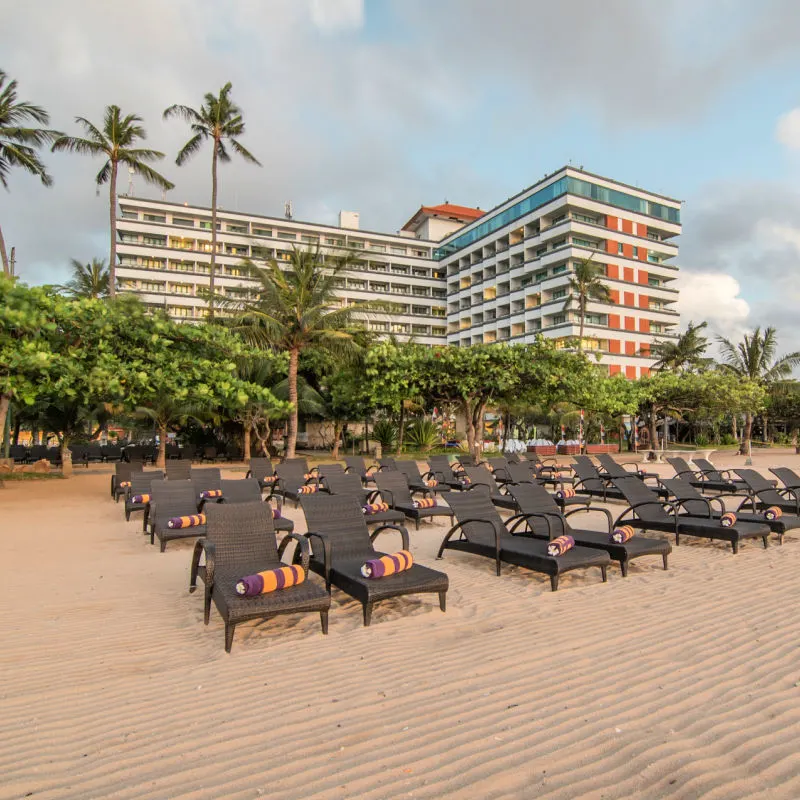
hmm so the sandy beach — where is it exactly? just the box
[2,451,800,799]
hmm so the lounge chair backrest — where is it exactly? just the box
[693,458,726,481]
[462,466,497,493]
[129,471,163,494]
[395,460,424,481]
[487,457,511,477]
[248,457,274,481]
[103,444,122,460]
[191,468,222,496]
[151,481,197,519]
[659,478,710,516]
[428,456,458,481]
[506,462,535,484]
[770,467,800,489]
[596,454,626,477]
[571,460,605,490]
[219,478,262,504]
[86,444,103,460]
[457,455,476,468]
[666,457,694,476]
[301,494,376,561]
[116,461,142,478]
[166,460,192,480]
[344,456,370,477]
[733,469,782,502]
[445,490,507,546]
[612,477,672,523]
[283,456,309,472]
[379,458,397,471]
[373,470,414,504]
[506,453,523,464]
[318,464,345,477]
[322,472,367,497]
[507,483,568,539]
[204,502,278,575]
[275,462,312,491]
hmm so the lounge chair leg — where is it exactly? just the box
[204,590,212,625]
[550,575,559,592]
[779,534,784,546]
[762,535,769,549]
[675,534,680,546]
[224,623,235,653]
[125,509,131,521]
[620,561,628,577]
[439,591,446,612]
[662,553,669,570]
[363,603,373,627]
[320,610,329,635]
[732,541,739,554]
[160,538,167,553]
[415,518,420,531]
[600,566,608,583]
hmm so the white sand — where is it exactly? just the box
[1,451,800,799]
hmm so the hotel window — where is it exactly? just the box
[253,227,273,237]
[550,314,566,325]
[391,264,410,275]
[432,270,445,279]
[170,283,193,295]
[572,212,598,225]
[431,307,446,317]
[170,306,192,318]
[141,281,165,292]
[325,237,344,246]
[349,241,365,249]
[632,246,639,258]
[618,243,624,254]
[649,299,663,310]
[120,210,138,220]
[143,235,166,246]
[412,287,430,296]
[535,270,547,281]
[172,217,195,227]
[370,282,388,292]
[369,262,387,272]
[551,238,567,248]
[370,244,386,252]
[551,288,567,300]
[584,313,604,325]
[650,323,663,333]
[412,324,429,335]
[552,264,567,274]
[301,236,319,244]
[432,289,446,298]
[571,237,595,248]
[648,277,661,287]
[370,322,388,332]
[348,279,366,290]
[411,248,429,257]
[412,268,429,278]
[277,231,296,240]
[141,258,166,269]
[391,323,409,334]
[431,326,446,336]
[199,221,221,230]
[391,284,409,294]
[391,246,407,255]
[227,223,248,234]
[412,305,428,315]
[251,247,272,259]
[536,247,547,257]
[143,213,166,223]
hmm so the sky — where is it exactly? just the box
[4,0,800,351]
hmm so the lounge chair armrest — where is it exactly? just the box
[377,487,394,506]
[366,489,382,503]
[278,532,311,574]
[245,469,253,479]
[565,505,614,534]
[671,496,712,518]
[304,531,332,588]
[370,523,410,550]
[506,511,557,538]
[674,468,700,479]
[190,538,215,593]
[776,487,800,513]
[438,518,504,573]
[421,470,437,481]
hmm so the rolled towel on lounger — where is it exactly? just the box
[547,535,575,556]
[271,506,281,519]
[424,478,439,488]
[611,525,635,543]
[303,472,315,480]
[460,476,472,485]
[235,564,305,596]
[261,475,277,484]
[556,486,576,500]
[360,550,413,578]
[298,485,318,494]
[413,497,437,509]
[118,481,130,489]
[720,512,737,527]
[167,513,206,529]
[131,493,150,504]
[764,506,783,520]
[200,489,223,499]
[363,502,389,515]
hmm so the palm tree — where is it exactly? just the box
[52,106,174,298]
[563,255,611,353]
[58,257,109,298]
[0,70,61,275]
[223,247,370,458]
[718,327,800,453]
[163,83,261,319]
[651,321,710,373]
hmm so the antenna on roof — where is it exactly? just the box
[285,201,293,220]
[127,165,135,196]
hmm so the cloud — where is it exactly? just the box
[776,108,800,150]
[676,272,750,340]
[310,0,364,32]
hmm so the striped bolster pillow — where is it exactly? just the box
[118,481,131,489]
[167,513,206,529]
[200,489,223,499]
[413,497,437,509]
[611,525,635,543]
[298,485,318,494]
[363,502,389,515]
[361,550,413,578]
[261,475,277,484]
[764,506,783,520]
[271,507,281,519]
[424,478,439,487]
[235,564,305,596]
[460,476,472,485]
[547,535,575,556]
[303,472,315,480]
[720,512,737,527]
[452,463,464,473]
[556,487,576,499]
[131,494,150,504]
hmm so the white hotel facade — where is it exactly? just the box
[116,166,681,374]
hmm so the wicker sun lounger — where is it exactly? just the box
[427,456,469,490]
[344,456,379,485]
[147,481,207,552]
[267,462,321,508]
[733,468,800,517]
[460,465,518,510]
[440,490,610,591]
[373,471,454,529]
[166,460,192,481]
[124,470,165,520]
[322,472,408,529]
[769,467,800,493]
[395,459,450,495]
[301,494,448,626]
[190,502,330,651]
[216,478,294,533]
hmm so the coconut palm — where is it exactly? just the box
[717,326,800,453]
[0,70,61,275]
[222,247,371,459]
[563,255,611,353]
[52,106,174,298]
[58,258,109,299]
[651,320,710,373]
[163,83,261,319]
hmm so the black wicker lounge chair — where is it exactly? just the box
[460,466,518,510]
[102,443,122,462]
[166,460,192,480]
[9,444,28,464]
[508,482,670,576]
[245,457,277,489]
[733,468,800,516]
[190,502,330,651]
[504,461,566,491]
[317,464,346,481]
[29,444,48,462]
[344,456,380,485]
[427,455,469,490]
[571,459,626,502]
[440,490,610,590]
[395,459,450,494]
[268,462,320,508]
[378,457,397,471]
[660,477,796,545]
[692,457,755,493]
[594,453,659,482]
[216,478,294,533]
[769,467,800,493]
[124,471,164,521]
[485,457,514,484]
[613,477,770,553]
[322,472,407,528]
[85,444,104,464]
[373,470,454,529]
[191,467,222,502]
[147,480,206,552]
[301,494,448,626]
[284,456,318,475]
[111,461,142,501]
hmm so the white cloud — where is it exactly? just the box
[776,108,800,150]
[310,0,364,32]
[676,271,750,339]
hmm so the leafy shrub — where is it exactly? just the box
[720,433,738,446]
[404,418,440,452]
[695,433,710,447]
[371,419,398,449]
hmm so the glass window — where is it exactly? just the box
[551,314,566,325]
[551,288,567,300]
[632,246,639,258]
[552,265,567,274]
[277,231,296,240]
[618,243,624,254]
[253,226,273,237]
[227,224,248,234]
[143,213,166,223]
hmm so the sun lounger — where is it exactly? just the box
[373,470,454,529]
[733,468,800,517]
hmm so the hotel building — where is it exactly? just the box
[115,166,680,374]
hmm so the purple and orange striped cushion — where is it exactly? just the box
[424,478,439,488]
[298,485,318,494]
[763,506,782,520]
[611,525,635,543]
[167,514,206,529]
[360,550,413,578]
[118,480,131,489]
[131,494,150,504]
[720,512,737,527]
[413,497,437,509]
[200,489,223,499]
[235,565,305,596]
[363,502,390,515]
[556,487,576,499]
[547,535,575,556]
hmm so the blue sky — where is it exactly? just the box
[4,0,800,349]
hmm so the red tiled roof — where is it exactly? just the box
[401,203,483,231]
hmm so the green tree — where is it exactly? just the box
[163,83,261,319]
[224,248,371,459]
[563,255,610,353]
[52,106,174,298]
[0,70,61,275]
[651,320,710,373]
[58,257,109,299]
[717,326,800,452]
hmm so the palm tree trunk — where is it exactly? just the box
[332,420,342,460]
[648,405,658,451]
[577,298,585,353]
[0,222,10,276]
[742,413,753,456]
[109,161,117,298]
[0,394,9,450]
[61,437,73,478]
[209,143,218,320]
[243,420,251,461]
[396,400,405,455]
[286,347,299,458]
[761,412,769,443]
[731,414,738,442]
[157,424,167,469]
